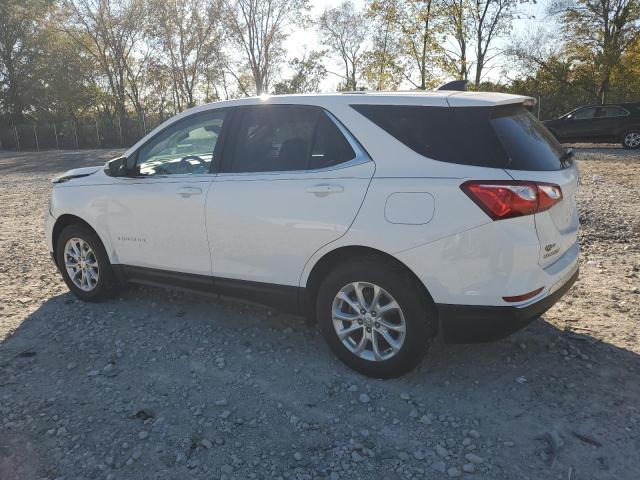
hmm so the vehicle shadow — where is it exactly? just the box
[1,287,639,479]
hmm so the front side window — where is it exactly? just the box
[572,107,597,120]
[135,110,226,176]
[227,105,355,173]
[596,106,629,118]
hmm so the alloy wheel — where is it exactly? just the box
[64,238,99,292]
[624,132,640,148]
[332,282,406,362]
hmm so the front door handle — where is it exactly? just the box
[177,186,202,197]
[306,184,344,197]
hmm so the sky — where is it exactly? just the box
[283,0,554,91]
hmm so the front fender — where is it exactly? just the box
[50,186,119,264]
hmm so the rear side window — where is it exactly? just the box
[596,106,629,118]
[310,113,356,169]
[351,104,564,171]
[226,105,355,173]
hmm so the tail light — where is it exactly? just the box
[460,181,563,220]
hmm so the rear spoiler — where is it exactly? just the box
[447,92,536,108]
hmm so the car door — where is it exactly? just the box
[561,106,599,141]
[592,106,630,141]
[205,104,374,287]
[106,109,227,276]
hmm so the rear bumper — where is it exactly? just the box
[438,268,578,343]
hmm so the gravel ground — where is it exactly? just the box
[1,147,639,480]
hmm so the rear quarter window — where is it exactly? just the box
[490,105,565,171]
[351,104,565,171]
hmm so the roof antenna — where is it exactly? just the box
[437,80,468,91]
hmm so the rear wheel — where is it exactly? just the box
[55,224,117,301]
[316,257,436,378]
[622,130,640,149]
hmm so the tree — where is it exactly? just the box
[470,0,524,86]
[368,0,443,90]
[553,0,640,103]
[507,28,598,100]
[612,36,640,101]
[58,0,150,127]
[362,26,404,90]
[139,59,174,120]
[225,0,309,95]
[362,2,404,90]
[272,50,328,94]
[35,28,102,121]
[440,0,472,80]
[151,0,225,109]
[0,0,48,122]
[318,1,370,91]
[507,13,640,109]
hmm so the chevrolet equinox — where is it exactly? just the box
[45,92,580,377]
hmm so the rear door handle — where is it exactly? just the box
[306,184,344,197]
[177,186,202,197]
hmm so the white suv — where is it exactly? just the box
[45,92,579,377]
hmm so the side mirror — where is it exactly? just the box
[565,114,573,121]
[126,155,137,171]
[105,156,127,177]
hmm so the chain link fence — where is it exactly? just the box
[0,115,166,152]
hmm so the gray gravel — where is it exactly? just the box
[1,147,639,479]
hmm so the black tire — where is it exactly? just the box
[55,224,118,302]
[621,129,640,149]
[316,256,437,378]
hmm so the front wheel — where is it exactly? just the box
[316,257,436,378]
[622,130,640,149]
[55,224,117,301]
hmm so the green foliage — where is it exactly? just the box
[367,0,444,90]
[505,0,640,117]
[318,1,369,91]
[272,51,328,94]
[556,0,640,103]
[0,0,50,122]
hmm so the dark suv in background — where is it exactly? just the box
[543,102,640,149]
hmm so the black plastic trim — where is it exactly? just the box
[117,265,302,314]
[438,268,579,343]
